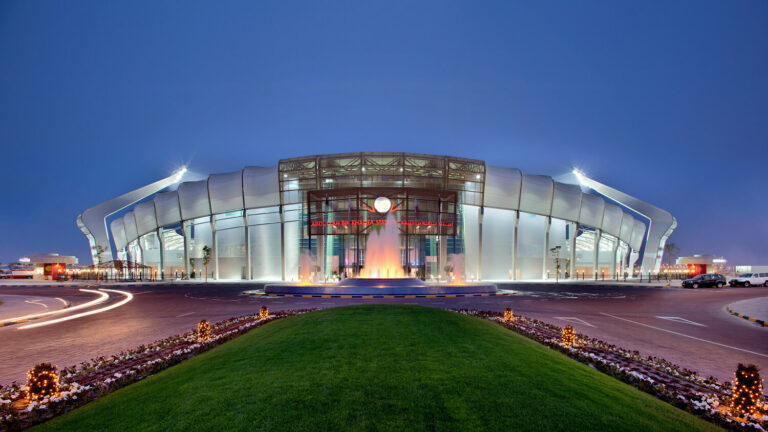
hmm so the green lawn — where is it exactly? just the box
[34,305,720,431]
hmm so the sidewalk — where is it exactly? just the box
[727,296,768,326]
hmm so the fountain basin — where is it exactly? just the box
[265,278,496,296]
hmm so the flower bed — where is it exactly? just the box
[453,309,767,431]
[0,309,314,431]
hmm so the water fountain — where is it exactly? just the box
[265,212,496,295]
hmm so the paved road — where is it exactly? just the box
[1,282,766,388]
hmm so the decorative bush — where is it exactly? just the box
[503,308,514,323]
[259,306,269,319]
[27,363,59,401]
[561,325,575,347]
[730,363,763,417]
[197,320,211,342]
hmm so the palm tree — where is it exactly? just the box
[663,242,680,267]
[202,246,212,282]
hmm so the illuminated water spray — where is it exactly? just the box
[360,212,405,278]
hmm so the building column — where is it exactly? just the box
[512,211,519,280]
[182,222,189,278]
[611,240,619,279]
[244,213,251,280]
[592,229,601,279]
[569,224,577,278]
[542,216,551,280]
[157,228,165,280]
[211,216,219,280]
[279,205,286,281]
[477,206,483,281]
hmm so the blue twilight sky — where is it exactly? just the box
[1,1,767,265]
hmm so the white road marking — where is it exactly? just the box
[176,312,195,317]
[55,297,69,306]
[656,316,707,327]
[553,317,596,327]
[25,300,49,309]
[600,313,768,358]
[132,291,154,295]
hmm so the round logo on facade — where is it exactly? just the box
[373,197,392,213]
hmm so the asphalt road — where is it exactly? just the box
[1,282,766,388]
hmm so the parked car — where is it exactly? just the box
[729,272,768,287]
[681,273,727,288]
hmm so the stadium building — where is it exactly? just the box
[77,153,676,281]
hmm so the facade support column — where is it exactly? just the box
[279,205,286,281]
[157,228,165,280]
[592,229,601,279]
[569,224,577,278]
[182,222,189,278]
[211,216,219,280]
[244,213,251,280]
[477,206,483,281]
[610,240,619,279]
[542,216,551,280]
[512,211,519,280]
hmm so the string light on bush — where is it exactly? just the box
[197,319,210,342]
[504,308,514,323]
[561,325,576,347]
[730,363,763,417]
[259,306,269,319]
[27,363,59,401]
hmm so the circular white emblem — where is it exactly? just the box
[373,197,392,213]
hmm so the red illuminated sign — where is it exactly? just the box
[311,220,454,228]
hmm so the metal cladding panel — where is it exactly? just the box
[550,182,582,222]
[578,193,605,229]
[243,166,280,209]
[154,191,181,227]
[619,213,635,244]
[110,219,127,251]
[518,174,553,216]
[484,165,521,210]
[123,211,139,243]
[209,170,244,214]
[630,219,647,251]
[134,201,158,236]
[178,180,211,220]
[601,204,623,238]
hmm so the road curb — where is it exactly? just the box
[726,306,768,327]
[244,291,516,299]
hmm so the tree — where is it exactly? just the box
[550,246,563,282]
[663,242,680,267]
[202,245,212,282]
[93,245,108,266]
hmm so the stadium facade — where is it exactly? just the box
[77,153,676,281]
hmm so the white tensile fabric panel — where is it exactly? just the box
[209,170,244,214]
[154,191,181,227]
[601,204,623,238]
[578,193,605,229]
[519,174,554,216]
[110,219,127,251]
[178,180,211,220]
[483,165,522,210]
[243,166,280,209]
[123,211,139,244]
[134,201,158,236]
[619,213,635,245]
[630,219,647,251]
[550,182,582,222]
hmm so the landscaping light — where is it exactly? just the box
[504,308,514,323]
[259,306,269,319]
[197,320,210,342]
[27,363,59,401]
[561,325,576,347]
[730,363,763,417]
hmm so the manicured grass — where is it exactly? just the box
[34,305,720,431]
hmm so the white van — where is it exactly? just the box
[729,272,768,287]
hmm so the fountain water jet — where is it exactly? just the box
[360,213,404,278]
